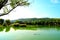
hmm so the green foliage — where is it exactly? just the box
[15,20,20,23]
[0,27,4,32]
[3,6,8,13]
[12,23,20,27]
[20,24,26,27]
[0,0,30,16]
[5,27,10,32]
[0,18,4,25]
[5,19,11,25]
[0,0,4,3]
[0,18,60,32]
[0,0,3,2]
[10,0,30,8]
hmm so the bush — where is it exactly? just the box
[11,23,26,27]
[20,24,26,27]
[5,19,11,26]
[12,23,20,27]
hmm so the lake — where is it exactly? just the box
[0,28,60,40]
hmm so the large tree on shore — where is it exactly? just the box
[0,0,30,16]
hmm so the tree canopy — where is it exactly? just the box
[0,0,30,16]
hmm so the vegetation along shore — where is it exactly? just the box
[0,18,60,32]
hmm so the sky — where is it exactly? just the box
[0,0,60,20]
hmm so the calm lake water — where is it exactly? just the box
[0,28,60,40]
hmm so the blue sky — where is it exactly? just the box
[29,0,60,18]
[0,0,60,20]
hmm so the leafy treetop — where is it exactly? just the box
[0,0,30,16]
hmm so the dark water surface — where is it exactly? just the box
[0,28,60,40]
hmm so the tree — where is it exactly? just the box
[5,19,11,25]
[0,0,8,9]
[0,18,4,25]
[15,20,20,23]
[0,0,30,16]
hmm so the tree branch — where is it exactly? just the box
[0,1,21,16]
[0,5,18,16]
[0,0,29,17]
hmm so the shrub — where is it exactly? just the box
[20,24,26,27]
[5,19,11,26]
[12,23,20,27]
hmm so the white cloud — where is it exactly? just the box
[51,0,59,3]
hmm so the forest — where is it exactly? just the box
[0,18,60,32]
[0,18,60,27]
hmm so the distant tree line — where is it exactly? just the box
[0,18,60,27]
[0,18,60,32]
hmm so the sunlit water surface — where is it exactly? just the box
[0,28,60,40]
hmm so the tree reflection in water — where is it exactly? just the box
[0,26,60,32]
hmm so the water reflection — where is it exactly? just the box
[0,26,60,32]
[0,27,60,40]
[5,27,11,32]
